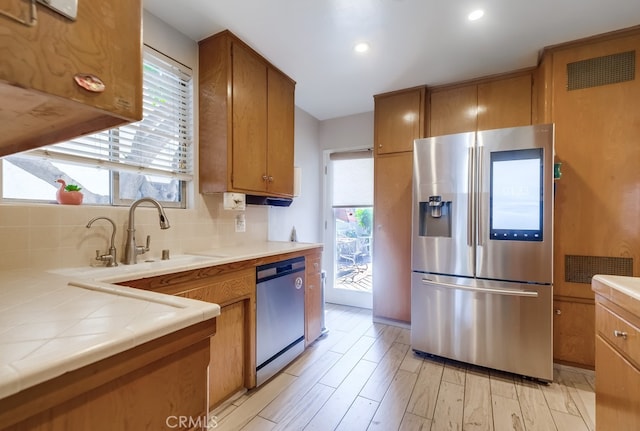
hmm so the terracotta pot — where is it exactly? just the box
[56,179,84,205]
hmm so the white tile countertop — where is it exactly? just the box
[0,241,322,400]
[592,274,640,302]
[51,241,324,283]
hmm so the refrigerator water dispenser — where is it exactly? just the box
[419,196,451,237]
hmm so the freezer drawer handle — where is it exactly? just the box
[421,278,539,298]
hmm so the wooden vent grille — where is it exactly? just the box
[565,255,633,284]
[567,50,635,90]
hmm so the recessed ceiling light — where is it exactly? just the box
[354,42,370,53]
[468,9,484,21]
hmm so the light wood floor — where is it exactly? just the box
[211,303,595,431]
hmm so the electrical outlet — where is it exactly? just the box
[235,214,246,233]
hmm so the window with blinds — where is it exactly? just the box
[1,46,193,207]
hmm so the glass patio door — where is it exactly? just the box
[324,149,373,309]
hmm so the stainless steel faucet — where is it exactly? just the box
[86,216,118,267]
[123,197,170,265]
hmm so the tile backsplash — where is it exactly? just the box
[0,194,267,271]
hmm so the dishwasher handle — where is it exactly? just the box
[257,256,306,283]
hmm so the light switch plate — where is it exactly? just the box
[37,0,78,21]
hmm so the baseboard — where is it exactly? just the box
[372,315,410,329]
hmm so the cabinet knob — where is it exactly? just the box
[268,176,273,182]
[614,330,628,339]
[555,309,561,315]
[262,175,268,181]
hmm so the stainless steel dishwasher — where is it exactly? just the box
[256,256,305,386]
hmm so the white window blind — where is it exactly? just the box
[23,46,194,180]
[330,150,373,207]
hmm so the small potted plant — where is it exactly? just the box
[55,179,84,205]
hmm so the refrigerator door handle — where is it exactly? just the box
[477,145,484,246]
[467,146,474,247]
[421,278,539,298]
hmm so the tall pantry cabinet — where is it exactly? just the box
[538,27,640,368]
[373,87,427,323]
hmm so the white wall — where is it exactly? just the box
[319,112,374,151]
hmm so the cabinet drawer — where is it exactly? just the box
[177,269,255,306]
[597,304,640,367]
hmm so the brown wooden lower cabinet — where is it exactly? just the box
[163,268,256,410]
[593,276,640,431]
[0,320,214,431]
[305,252,323,345]
[553,297,595,368]
[120,267,256,410]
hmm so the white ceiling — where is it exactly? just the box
[143,0,640,121]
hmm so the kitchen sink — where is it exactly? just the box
[49,254,222,283]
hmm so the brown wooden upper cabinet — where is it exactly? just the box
[199,30,295,197]
[0,0,143,157]
[374,87,427,155]
[429,73,533,136]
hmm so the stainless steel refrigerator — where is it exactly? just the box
[411,124,554,382]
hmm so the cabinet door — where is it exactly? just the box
[1,0,142,155]
[267,68,295,196]
[374,87,426,155]
[173,268,256,409]
[2,0,141,119]
[429,85,477,136]
[595,335,640,431]
[208,301,246,407]
[477,74,532,130]
[373,152,413,323]
[232,42,268,193]
[553,299,595,368]
[305,254,323,345]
